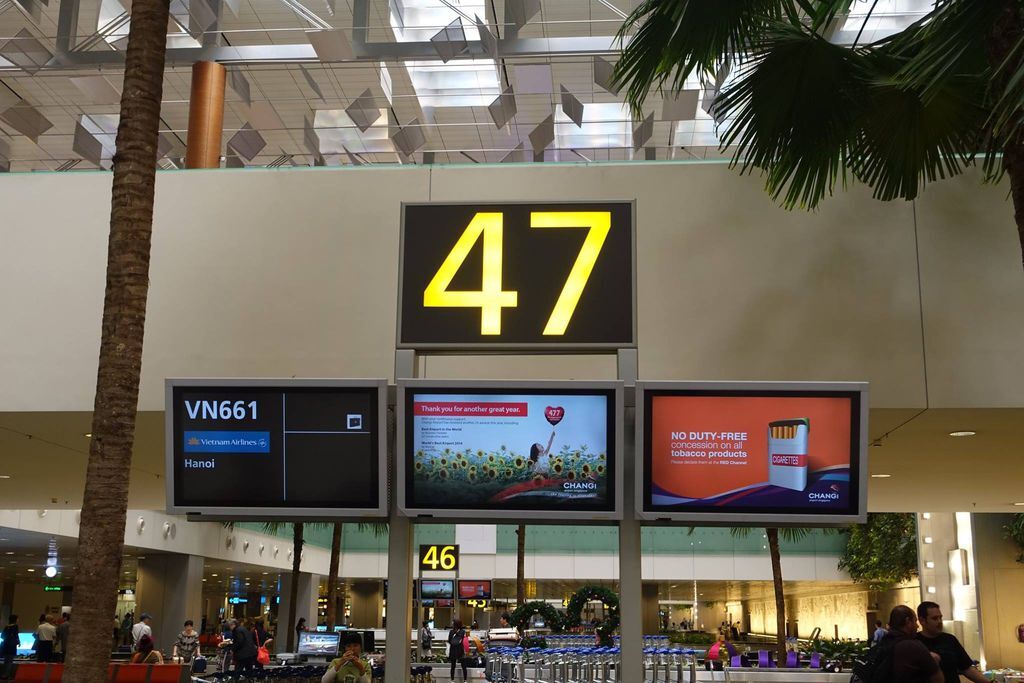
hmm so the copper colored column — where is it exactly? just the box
[185,61,226,168]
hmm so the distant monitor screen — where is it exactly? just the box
[17,633,34,656]
[168,382,384,514]
[419,580,454,600]
[297,631,340,656]
[405,388,615,512]
[458,580,492,600]
[643,389,862,517]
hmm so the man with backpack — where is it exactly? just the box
[853,605,941,683]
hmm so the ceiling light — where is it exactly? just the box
[84,433,92,438]
[927,586,937,594]
[44,566,57,578]
[926,561,935,569]
[0,475,10,480]
[212,573,218,577]
[949,431,976,437]
[1014,503,1024,507]
[262,572,268,575]
[26,568,34,572]
[922,513,931,519]
[924,537,933,544]
[871,474,892,478]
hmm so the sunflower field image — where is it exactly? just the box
[410,392,611,508]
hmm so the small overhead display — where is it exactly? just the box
[166,379,387,518]
[399,380,623,521]
[638,382,867,525]
[419,580,455,600]
[458,580,492,600]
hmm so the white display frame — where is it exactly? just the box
[397,378,625,522]
[634,380,869,527]
[165,377,389,520]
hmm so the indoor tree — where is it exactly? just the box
[838,513,918,590]
[613,0,1024,267]
[516,524,527,606]
[62,0,172,679]
[324,522,388,630]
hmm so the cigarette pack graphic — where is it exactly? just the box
[767,419,809,491]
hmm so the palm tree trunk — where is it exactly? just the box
[767,528,787,664]
[61,0,170,679]
[286,523,305,651]
[326,523,343,630]
[516,524,526,606]
[988,1,1024,268]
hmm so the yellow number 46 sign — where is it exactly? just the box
[419,544,459,572]
[399,202,635,349]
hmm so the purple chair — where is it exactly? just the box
[785,651,799,668]
[730,655,744,668]
[809,653,823,669]
[757,651,777,668]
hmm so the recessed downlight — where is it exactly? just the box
[871,474,892,478]
[0,475,11,480]
[949,431,976,437]
[84,433,92,438]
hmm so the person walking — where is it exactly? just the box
[55,614,70,662]
[230,619,258,674]
[34,615,56,663]
[2,615,19,680]
[447,620,468,683]
[917,602,988,683]
[295,617,308,647]
[131,614,153,651]
[130,635,164,665]
[873,620,888,645]
[173,620,199,665]
[418,620,433,660]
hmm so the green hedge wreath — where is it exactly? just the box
[509,600,564,637]
[563,585,620,646]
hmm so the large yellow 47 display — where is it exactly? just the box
[423,211,611,336]
[399,202,634,349]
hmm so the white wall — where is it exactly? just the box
[0,163,1021,413]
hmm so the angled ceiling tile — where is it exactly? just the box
[500,142,523,163]
[299,66,325,100]
[593,55,620,96]
[632,112,654,150]
[487,87,517,130]
[227,69,251,106]
[226,122,266,161]
[69,76,121,105]
[0,29,52,75]
[306,29,353,62]
[345,88,382,133]
[430,18,468,63]
[528,114,554,153]
[505,0,540,29]
[475,15,498,60]
[0,102,53,142]
[303,114,320,156]
[392,118,426,157]
[72,120,103,165]
[187,0,218,39]
[560,85,584,128]
[661,89,699,121]
[702,62,730,122]
[0,83,20,114]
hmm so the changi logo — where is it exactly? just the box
[564,481,598,491]
[423,211,611,335]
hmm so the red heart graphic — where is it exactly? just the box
[545,406,565,426]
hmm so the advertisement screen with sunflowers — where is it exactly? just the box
[407,389,615,512]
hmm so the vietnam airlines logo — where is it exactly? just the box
[187,437,200,446]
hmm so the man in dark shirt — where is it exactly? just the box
[881,605,942,683]
[917,602,987,683]
[230,619,258,674]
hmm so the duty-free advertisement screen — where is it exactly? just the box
[643,388,863,519]
[404,387,616,514]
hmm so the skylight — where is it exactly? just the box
[390,0,500,108]
[554,102,632,150]
[314,108,395,154]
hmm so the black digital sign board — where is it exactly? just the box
[398,202,635,349]
[166,379,387,518]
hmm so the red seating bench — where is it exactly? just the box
[14,662,192,683]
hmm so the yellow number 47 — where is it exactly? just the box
[423,211,611,336]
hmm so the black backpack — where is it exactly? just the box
[851,638,896,683]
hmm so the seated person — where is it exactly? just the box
[130,635,164,665]
[321,634,370,683]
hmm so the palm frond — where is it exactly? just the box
[716,23,864,209]
[357,522,389,537]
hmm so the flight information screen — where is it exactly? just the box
[166,380,384,516]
